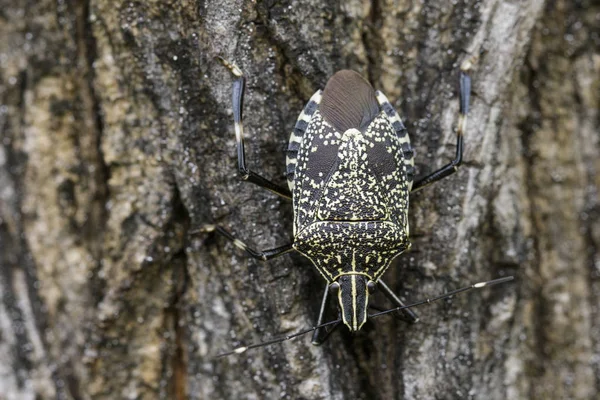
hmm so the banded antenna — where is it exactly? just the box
[215,276,514,358]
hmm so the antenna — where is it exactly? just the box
[214,276,514,358]
[215,319,342,358]
[368,276,514,319]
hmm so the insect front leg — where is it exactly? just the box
[192,224,294,261]
[377,279,419,323]
[311,284,342,345]
[411,59,473,192]
[219,58,293,200]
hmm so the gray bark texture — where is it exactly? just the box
[0,0,599,399]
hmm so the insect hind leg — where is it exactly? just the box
[219,58,292,199]
[411,59,473,192]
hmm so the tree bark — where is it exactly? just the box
[1,0,598,399]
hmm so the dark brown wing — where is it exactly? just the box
[319,70,380,133]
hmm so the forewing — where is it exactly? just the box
[286,90,323,191]
[293,112,342,232]
[362,113,411,225]
[320,70,380,134]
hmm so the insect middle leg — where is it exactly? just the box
[220,58,292,200]
[411,60,473,192]
[194,224,294,261]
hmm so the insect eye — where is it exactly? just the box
[367,281,377,293]
[329,282,340,293]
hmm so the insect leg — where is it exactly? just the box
[311,284,341,345]
[193,225,294,261]
[377,279,419,323]
[220,58,292,200]
[411,60,472,192]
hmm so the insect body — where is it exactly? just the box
[204,59,512,355]
[286,71,417,334]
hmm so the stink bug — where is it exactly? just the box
[201,58,513,357]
